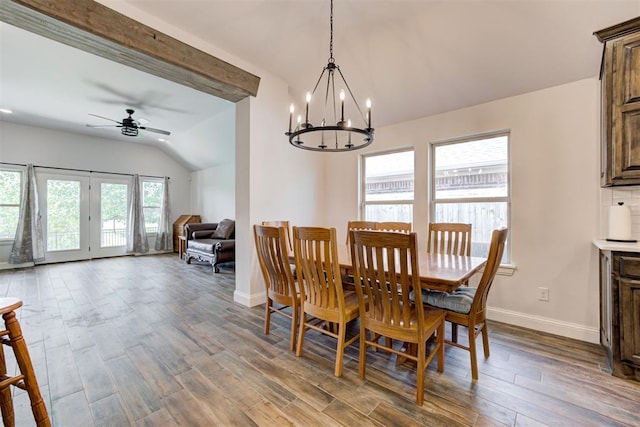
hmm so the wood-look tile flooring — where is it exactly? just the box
[1,254,639,426]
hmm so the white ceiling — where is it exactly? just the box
[1,1,639,170]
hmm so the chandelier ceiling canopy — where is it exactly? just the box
[286,0,374,152]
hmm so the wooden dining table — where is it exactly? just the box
[333,244,487,292]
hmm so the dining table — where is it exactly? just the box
[333,244,487,292]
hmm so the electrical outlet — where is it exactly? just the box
[538,287,549,302]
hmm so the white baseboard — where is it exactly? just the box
[488,306,600,344]
[234,289,266,307]
[0,261,34,270]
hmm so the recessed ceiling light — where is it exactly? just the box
[158,138,166,142]
[0,108,13,114]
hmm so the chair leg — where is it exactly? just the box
[451,323,458,343]
[0,344,14,427]
[296,314,306,357]
[4,311,50,427]
[264,299,272,335]
[469,325,479,381]
[416,339,426,406]
[290,305,298,352]
[359,327,367,380]
[334,322,346,377]
[481,322,490,358]
[436,320,445,373]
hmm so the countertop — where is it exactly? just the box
[593,239,640,252]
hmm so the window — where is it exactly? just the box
[431,132,510,262]
[142,179,163,234]
[361,149,414,223]
[0,169,23,241]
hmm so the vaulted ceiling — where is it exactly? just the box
[1,1,639,170]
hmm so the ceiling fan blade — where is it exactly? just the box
[88,113,122,124]
[140,126,171,136]
[86,124,120,128]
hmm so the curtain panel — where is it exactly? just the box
[154,176,172,251]
[127,174,149,254]
[9,164,45,264]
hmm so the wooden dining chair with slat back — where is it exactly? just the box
[350,230,445,406]
[262,220,293,253]
[375,221,412,233]
[293,226,360,377]
[427,222,472,256]
[254,224,300,351]
[345,221,377,245]
[422,227,508,380]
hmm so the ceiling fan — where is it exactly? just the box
[86,108,171,137]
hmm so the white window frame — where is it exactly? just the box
[429,130,513,269]
[0,166,24,243]
[141,178,163,235]
[360,148,415,223]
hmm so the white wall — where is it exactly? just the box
[0,121,192,262]
[322,78,602,343]
[190,164,235,223]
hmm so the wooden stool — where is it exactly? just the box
[0,298,50,427]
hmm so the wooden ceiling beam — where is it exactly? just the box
[0,0,260,102]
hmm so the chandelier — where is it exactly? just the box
[286,0,374,152]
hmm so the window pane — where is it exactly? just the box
[47,180,80,251]
[0,207,19,239]
[434,136,508,200]
[0,171,21,204]
[434,201,507,259]
[365,151,414,201]
[365,204,413,223]
[101,183,127,247]
[143,181,163,234]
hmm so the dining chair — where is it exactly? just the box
[375,221,412,233]
[293,226,360,377]
[262,220,293,253]
[421,227,508,380]
[350,229,445,406]
[345,221,377,245]
[253,224,300,351]
[427,222,472,256]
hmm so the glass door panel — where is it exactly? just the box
[37,172,90,263]
[90,176,130,258]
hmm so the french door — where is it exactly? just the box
[36,171,130,263]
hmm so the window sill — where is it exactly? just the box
[497,264,516,276]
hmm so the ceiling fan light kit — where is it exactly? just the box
[286,0,374,152]
[87,108,170,137]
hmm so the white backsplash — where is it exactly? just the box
[600,187,640,240]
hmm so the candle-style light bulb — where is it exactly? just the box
[305,92,311,125]
[296,114,302,131]
[347,119,352,146]
[366,98,372,129]
[340,90,345,122]
[289,104,295,133]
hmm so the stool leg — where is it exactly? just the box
[3,312,50,427]
[0,343,15,427]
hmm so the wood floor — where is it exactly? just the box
[1,254,639,426]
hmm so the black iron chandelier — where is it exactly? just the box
[286,0,374,152]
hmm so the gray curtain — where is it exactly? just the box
[9,164,45,264]
[154,176,172,251]
[127,174,149,254]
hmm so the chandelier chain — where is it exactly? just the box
[329,0,334,63]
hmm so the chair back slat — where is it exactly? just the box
[351,230,422,329]
[294,227,345,312]
[427,223,472,256]
[262,220,292,253]
[254,225,296,300]
[346,221,377,244]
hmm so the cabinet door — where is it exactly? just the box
[619,276,640,366]
[612,32,640,182]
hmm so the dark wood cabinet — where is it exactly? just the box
[595,18,640,186]
[172,215,201,253]
[601,251,640,381]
